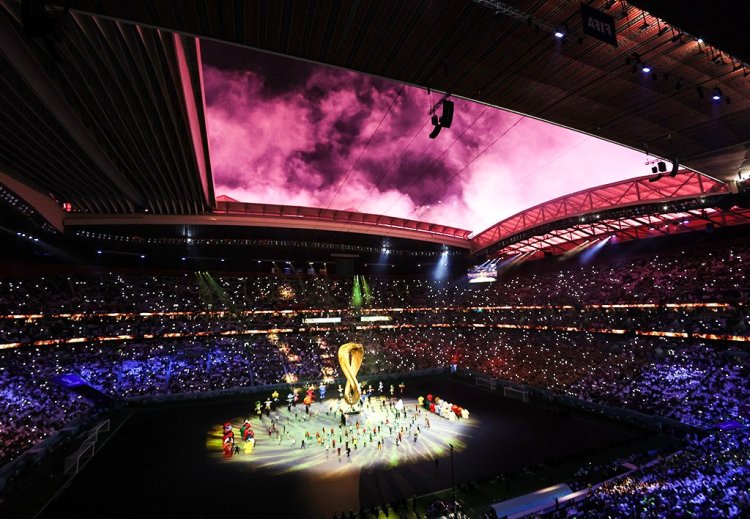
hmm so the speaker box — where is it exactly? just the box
[440,100,454,128]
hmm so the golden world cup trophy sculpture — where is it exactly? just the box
[338,342,364,412]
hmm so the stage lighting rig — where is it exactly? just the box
[646,135,680,182]
[648,156,679,182]
[474,0,559,36]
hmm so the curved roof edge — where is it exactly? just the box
[490,201,750,260]
[471,171,728,254]
[63,201,472,249]
[214,201,472,244]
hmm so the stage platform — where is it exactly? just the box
[210,396,473,475]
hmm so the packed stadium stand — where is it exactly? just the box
[1,0,749,517]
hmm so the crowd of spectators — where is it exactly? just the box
[1,304,746,349]
[0,362,90,465]
[1,243,748,316]
[1,240,749,515]
[0,243,748,350]
[554,430,750,518]
[2,328,749,466]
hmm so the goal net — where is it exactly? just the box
[503,386,529,403]
[63,419,111,476]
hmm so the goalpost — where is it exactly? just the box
[63,419,110,476]
[503,386,530,403]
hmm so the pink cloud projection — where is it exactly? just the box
[202,42,651,233]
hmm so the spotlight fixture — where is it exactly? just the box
[711,87,722,102]
[651,161,668,174]
[649,156,679,182]
[656,20,669,37]
[638,13,650,31]
[627,53,650,75]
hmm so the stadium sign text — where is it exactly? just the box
[580,4,617,47]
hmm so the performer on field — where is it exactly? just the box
[222,422,235,457]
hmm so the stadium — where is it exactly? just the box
[0,1,749,518]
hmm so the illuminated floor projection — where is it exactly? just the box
[40,377,641,519]
[207,396,474,475]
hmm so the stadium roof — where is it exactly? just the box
[65,199,473,248]
[0,2,212,215]
[61,0,750,181]
[1,0,749,253]
[471,169,750,257]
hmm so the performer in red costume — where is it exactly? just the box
[242,419,254,441]
[222,422,235,457]
[304,388,314,414]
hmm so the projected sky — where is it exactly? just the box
[203,41,650,233]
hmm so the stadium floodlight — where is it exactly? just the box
[554,23,567,38]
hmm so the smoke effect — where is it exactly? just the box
[202,41,649,232]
